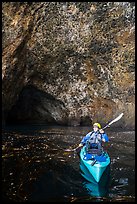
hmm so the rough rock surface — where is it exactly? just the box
[2,2,135,129]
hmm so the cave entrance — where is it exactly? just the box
[6,85,68,125]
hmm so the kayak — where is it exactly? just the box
[81,162,110,197]
[80,146,110,183]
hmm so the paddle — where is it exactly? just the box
[65,145,82,153]
[102,113,124,130]
[65,113,124,154]
[91,113,124,166]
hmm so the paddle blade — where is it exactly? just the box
[108,113,124,126]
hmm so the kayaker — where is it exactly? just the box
[76,123,109,155]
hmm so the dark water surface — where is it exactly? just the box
[2,125,135,202]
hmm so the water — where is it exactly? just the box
[2,125,135,202]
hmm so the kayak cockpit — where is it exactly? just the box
[80,146,111,182]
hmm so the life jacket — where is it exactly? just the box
[88,131,102,144]
[86,131,103,155]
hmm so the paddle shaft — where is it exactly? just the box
[65,145,82,153]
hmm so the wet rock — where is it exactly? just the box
[2,2,135,129]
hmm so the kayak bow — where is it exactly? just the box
[80,146,110,183]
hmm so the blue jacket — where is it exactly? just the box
[80,131,109,146]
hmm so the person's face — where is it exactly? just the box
[93,126,99,132]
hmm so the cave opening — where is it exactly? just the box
[5,85,68,126]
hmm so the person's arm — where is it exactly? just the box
[99,129,109,142]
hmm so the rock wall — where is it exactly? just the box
[2,2,135,129]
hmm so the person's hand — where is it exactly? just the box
[99,129,104,134]
[78,143,83,147]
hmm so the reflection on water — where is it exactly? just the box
[80,160,110,198]
[2,125,135,202]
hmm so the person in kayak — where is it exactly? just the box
[76,123,109,155]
